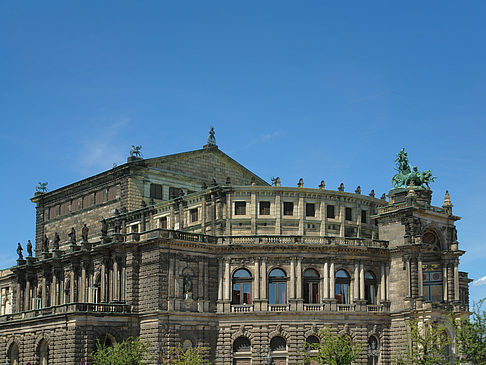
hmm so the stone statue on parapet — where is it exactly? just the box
[392,148,436,188]
[68,227,76,245]
[17,242,23,260]
[36,182,48,193]
[53,232,60,250]
[101,218,108,237]
[42,235,49,253]
[129,145,143,158]
[81,224,89,242]
[207,126,216,146]
[27,240,33,257]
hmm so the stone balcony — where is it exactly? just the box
[229,301,390,313]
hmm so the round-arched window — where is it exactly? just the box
[269,269,287,305]
[232,269,252,305]
[270,336,287,352]
[367,336,379,365]
[38,339,49,365]
[8,342,19,365]
[233,337,251,353]
[335,270,350,304]
[303,269,320,304]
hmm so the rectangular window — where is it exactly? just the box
[345,207,352,221]
[327,205,335,219]
[259,201,271,215]
[159,217,168,229]
[235,201,247,215]
[131,224,139,233]
[361,210,367,224]
[190,208,198,223]
[150,184,163,200]
[169,187,183,200]
[306,203,315,217]
[283,202,294,216]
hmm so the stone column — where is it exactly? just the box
[51,271,57,306]
[323,261,329,300]
[443,264,448,302]
[251,192,256,234]
[454,261,460,302]
[418,257,423,298]
[296,258,302,300]
[254,259,260,300]
[339,203,345,237]
[359,262,365,300]
[406,258,411,297]
[298,196,304,236]
[25,278,30,310]
[113,259,119,301]
[448,264,454,301]
[217,258,223,301]
[226,192,232,235]
[169,204,175,230]
[261,260,267,299]
[198,261,204,300]
[290,258,296,299]
[275,193,281,235]
[16,281,22,312]
[101,263,106,302]
[330,262,335,299]
[121,262,126,301]
[81,263,86,302]
[224,259,230,301]
[320,197,326,236]
[70,270,75,303]
[380,263,386,303]
[353,262,359,301]
[386,264,390,301]
[201,195,206,234]
[41,277,47,307]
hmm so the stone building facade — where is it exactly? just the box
[0,139,470,365]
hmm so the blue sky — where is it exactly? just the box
[1,1,485,303]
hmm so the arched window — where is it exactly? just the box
[305,336,320,365]
[37,339,49,365]
[233,337,251,365]
[269,269,287,305]
[303,269,320,304]
[367,336,379,365]
[270,336,287,351]
[270,336,287,365]
[96,334,115,349]
[365,271,377,305]
[232,269,252,305]
[233,337,251,352]
[8,342,19,365]
[335,270,350,304]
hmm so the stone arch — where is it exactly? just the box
[6,339,20,365]
[304,324,319,339]
[35,336,50,365]
[34,333,51,351]
[268,324,290,342]
[231,325,255,342]
[421,224,444,250]
[231,266,254,277]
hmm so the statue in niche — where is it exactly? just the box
[53,232,60,250]
[183,275,193,297]
[68,227,76,245]
[81,224,89,242]
[17,242,23,260]
[42,235,49,253]
[101,218,108,237]
[27,240,33,257]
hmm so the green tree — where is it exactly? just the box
[91,337,151,365]
[451,299,486,364]
[303,328,362,365]
[393,319,450,365]
[160,344,210,365]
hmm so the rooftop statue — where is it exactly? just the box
[36,182,48,193]
[130,145,143,158]
[207,126,216,146]
[392,148,436,188]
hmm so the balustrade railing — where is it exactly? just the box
[269,304,290,312]
[231,304,254,313]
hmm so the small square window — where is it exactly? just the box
[190,208,198,223]
[327,205,335,219]
[345,207,352,221]
[150,184,163,200]
[284,202,294,216]
[132,224,139,233]
[306,203,315,217]
[235,201,246,215]
[361,210,367,224]
[259,201,271,215]
[159,217,168,229]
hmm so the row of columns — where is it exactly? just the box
[217,258,389,304]
[405,256,460,302]
[15,257,126,312]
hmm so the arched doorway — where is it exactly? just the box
[37,339,49,365]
